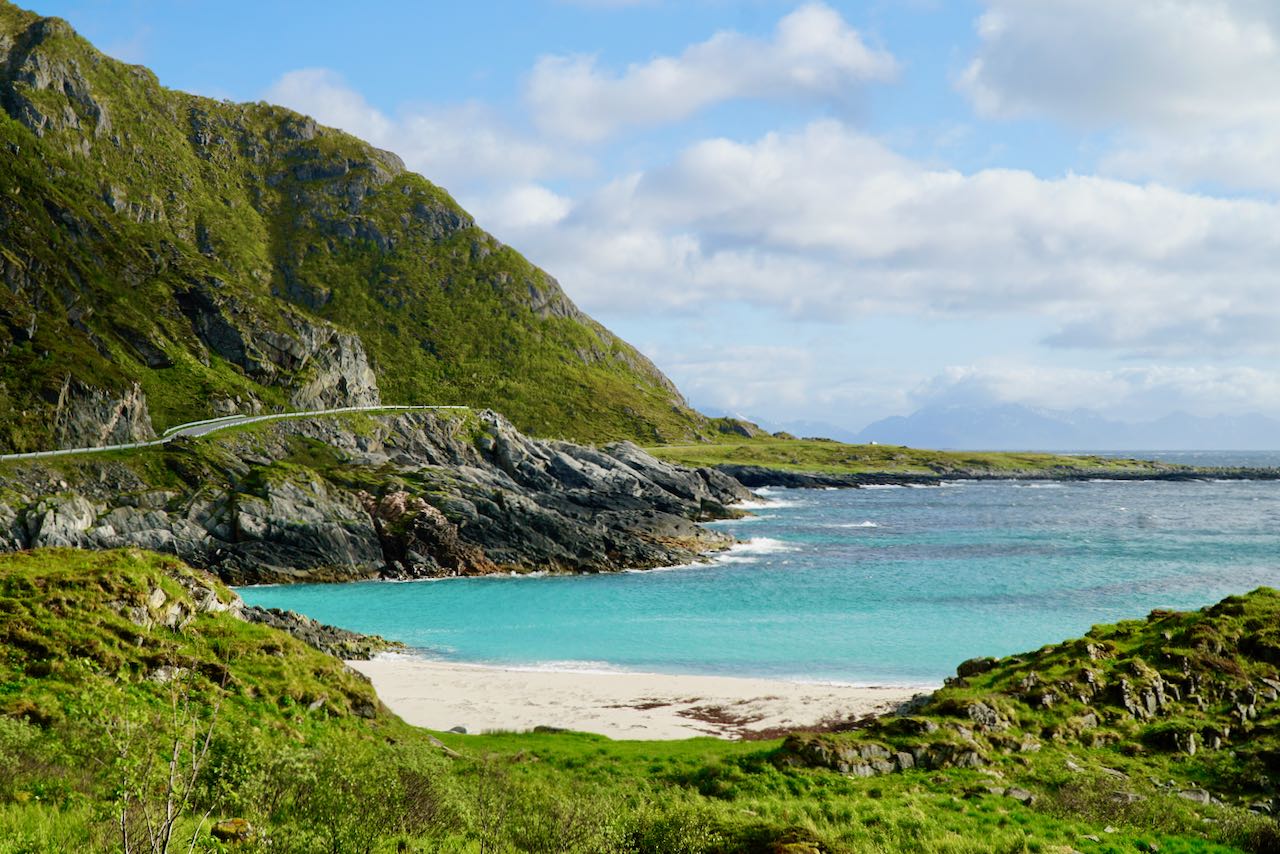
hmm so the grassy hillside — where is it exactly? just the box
[1,548,1277,852]
[647,436,1176,478]
[0,2,705,450]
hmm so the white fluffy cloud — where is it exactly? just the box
[526,2,897,141]
[263,69,582,192]
[959,0,1280,191]
[912,364,1280,419]
[505,120,1280,356]
[256,7,1280,425]
[960,0,1280,128]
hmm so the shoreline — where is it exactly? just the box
[348,656,932,740]
[717,463,1280,490]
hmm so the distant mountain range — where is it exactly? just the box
[851,403,1280,451]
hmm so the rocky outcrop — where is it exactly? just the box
[359,490,498,579]
[175,279,380,410]
[242,606,403,659]
[0,17,111,143]
[214,468,387,583]
[0,409,751,584]
[775,588,1280,816]
[101,555,399,660]
[51,377,155,449]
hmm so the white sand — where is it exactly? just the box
[348,657,932,740]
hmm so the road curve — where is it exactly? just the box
[0,404,469,463]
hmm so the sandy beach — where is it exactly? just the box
[348,657,931,740]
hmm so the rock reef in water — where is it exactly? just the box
[0,409,751,584]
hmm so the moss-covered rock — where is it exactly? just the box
[776,588,1280,816]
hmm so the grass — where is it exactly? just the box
[0,547,1275,851]
[647,437,1175,477]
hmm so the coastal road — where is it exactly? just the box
[0,404,469,463]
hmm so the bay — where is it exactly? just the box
[240,467,1280,684]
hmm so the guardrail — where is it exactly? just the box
[0,404,469,463]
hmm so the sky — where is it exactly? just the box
[30,0,1280,433]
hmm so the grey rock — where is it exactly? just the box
[1005,787,1036,806]
[957,657,1000,678]
[175,279,380,411]
[242,606,401,660]
[51,378,155,450]
[146,665,188,684]
[0,409,750,585]
[965,701,1006,730]
[27,494,98,547]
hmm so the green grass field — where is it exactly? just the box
[646,437,1169,477]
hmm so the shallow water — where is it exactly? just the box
[240,473,1280,684]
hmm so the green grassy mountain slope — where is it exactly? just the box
[2,548,1277,852]
[0,2,704,452]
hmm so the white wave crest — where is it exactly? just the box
[716,537,798,565]
[731,537,795,555]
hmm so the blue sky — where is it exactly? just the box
[31,0,1280,432]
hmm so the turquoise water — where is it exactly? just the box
[239,477,1280,684]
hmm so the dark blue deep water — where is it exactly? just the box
[241,466,1280,685]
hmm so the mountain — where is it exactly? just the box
[856,403,1280,450]
[0,3,706,452]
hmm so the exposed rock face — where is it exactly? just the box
[0,409,751,584]
[359,490,498,579]
[175,280,380,411]
[0,17,111,142]
[241,606,403,660]
[52,378,155,449]
[215,469,386,582]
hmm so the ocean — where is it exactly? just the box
[239,454,1280,685]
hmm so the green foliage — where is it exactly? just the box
[1,548,1277,851]
[0,3,706,449]
[648,436,1181,477]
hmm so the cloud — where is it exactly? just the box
[1101,126,1280,193]
[958,1,1280,192]
[648,339,911,427]
[474,184,573,232]
[912,364,1280,419]
[660,344,818,413]
[525,2,897,141]
[263,69,583,193]
[959,0,1280,129]
[501,119,1280,357]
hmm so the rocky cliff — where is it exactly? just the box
[0,409,751,584]
[0,2,707,452]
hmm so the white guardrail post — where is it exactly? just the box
[0,405,470,463]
